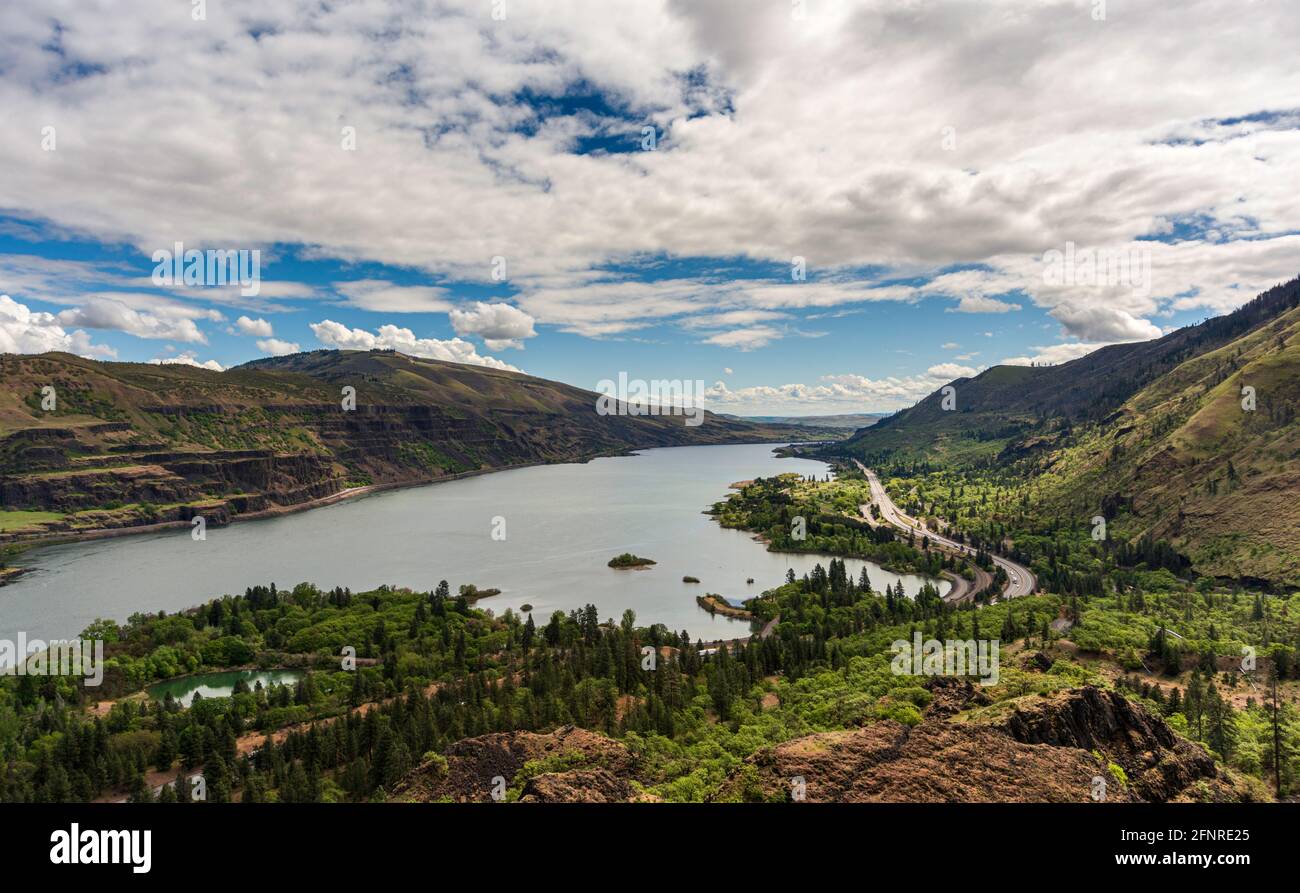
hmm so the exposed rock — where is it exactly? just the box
[715,686,1240,803]
[715,719,1130,803]
[1000,686,1229,802]
[519,768,634,803]
[389,686,1242,804]
[922,676,991,718]
[390,725,636,803]
[1021,651,1054,672]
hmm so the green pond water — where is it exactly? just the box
[147,669,305,707]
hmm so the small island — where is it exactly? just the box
[608,553,656,569]
[682,575,700,583]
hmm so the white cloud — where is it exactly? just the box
[55,296,214,343]
[334,280,453,313]
[256,337,299,356]
[448,302,537,350]
[0,0,1298,357]
[1001,342,1108,367]
[1047,305,1163,342]
[702,326,782,350]
[309,319,520,371]
[148,353,224,372]
[236,316,274,337]
[926,363,980,379]
[705,366,982,415]
[0,293,114,358]
[949,294,1020,314]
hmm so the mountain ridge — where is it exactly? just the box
[830,275,1300,584]
[0,349,821,544]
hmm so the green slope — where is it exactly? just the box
[1034,302,1300,585]
[835,277,1300,467]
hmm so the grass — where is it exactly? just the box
[0,509,65,532]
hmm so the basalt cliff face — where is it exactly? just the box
[391,685,1244,803]
[0,349,815,542]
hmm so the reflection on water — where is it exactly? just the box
[4,443,944,645]
[146,669,305,708]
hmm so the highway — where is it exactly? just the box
[853,461,1037,601]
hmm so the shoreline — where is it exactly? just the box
[2,438,805,575]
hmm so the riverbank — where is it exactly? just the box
[0,442,903,650]
[2,439,801,579]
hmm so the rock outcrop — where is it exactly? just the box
[390,686,1243,804]
[1000,685,1224,802]
[714,685,1240,803]
[390,725,643,803]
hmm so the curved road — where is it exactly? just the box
[853,461,1036,601]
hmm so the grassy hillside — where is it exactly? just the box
[0,349,819,541]
[1032,302,1300,585]
[836,277,1300,467]
[830,277,1300,585]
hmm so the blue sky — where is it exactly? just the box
[2,1,1299,414]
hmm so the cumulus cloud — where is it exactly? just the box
[0,293,114,358]
[1047,305,1163,342]
[55,296,215,343]
[926,363,980,379]
[309,319,520,372]
[148,353,224,372]
[448,302,537,350]
[236,316,274,337]
[705,365,984,415]
[2,0,1299,379]
[256,337,300,357]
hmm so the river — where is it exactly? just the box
[1,443,944,648]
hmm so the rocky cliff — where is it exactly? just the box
[390,685,1244,804]
[713,684,1241,803]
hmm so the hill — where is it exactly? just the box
[0,349,817,542]
[1032,297,1300,585]
[837,278,1300,467]
[832,276,1300,585]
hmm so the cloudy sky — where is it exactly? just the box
[1,0,1298,414]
